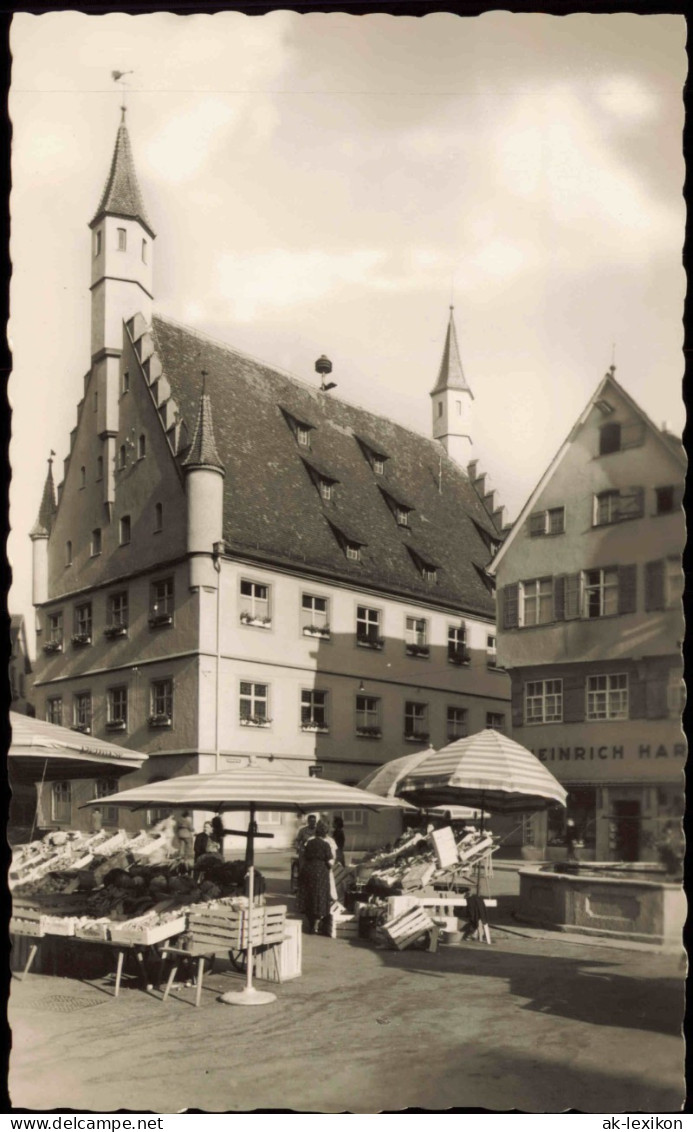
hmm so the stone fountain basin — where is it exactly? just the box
[517,863,685,947]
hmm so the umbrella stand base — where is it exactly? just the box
[218,987,277,1007]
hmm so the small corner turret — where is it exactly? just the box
[430,306,474,464]
[183,372,225,590]
[30,453,57,606]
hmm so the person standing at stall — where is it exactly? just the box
[295,813,318,870]
[298,819,333,934]
[175,810,195,867]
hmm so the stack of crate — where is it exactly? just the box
[382,905,436,951]
[253,917,303,982]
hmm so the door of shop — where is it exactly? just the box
[612,800,640,861]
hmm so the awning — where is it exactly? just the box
[8,712,148,783]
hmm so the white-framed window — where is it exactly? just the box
[107,590,128,630]
[373,457,384,475]
[117,227,127,251]
[46,697,62,725]
[150,679,173,724]
[528,506,565,537]
[521,578,553,627]
[586,674,628,721]
[319,479,332,502]
[94,778,119,825]
[240,579,271,627]
[486,712,505,732]
[121,370,130,395]
[301,593,329,636]
[447,706,468,741]
[74,603,92,641]
[346,543,361,562]
[404,701,429,741]
[94,230,102,257]
[583,567,619,618]
[150,577,174,623]
[240,681,270,726]
[51,781,72,823]
[301,689,329,731]
[107,686,128,728]
[405,616,427,649]
[486,634,498,669]
[154,502,163,532]
[448,624,468,664]
[138,434,146,460]
[356,605,382,647]
[65,541,73,567]
[119,515,131,545]
[48,611,63,645]
[90,528,102,557]
[297,425,310,447]
[73,691,92,732]
[525,679,563,724]
[395,505,409,527]
[356,695,381,737]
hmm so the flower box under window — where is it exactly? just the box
[303,624,331,639]
[71,633,92,648]
[240,715,272,728]
[71,723,91,735]
[148,713,172,728]
[301,722,329,734]
[448,647,471,666]
[43,640,63,655]
[105,719,127,732]
[240,612,272,628]
[356,726,382,739]
[149,612,173,628]
[406,643,430,658]
[404,730,430,743]
[356,634,385,650]
[104,624,128,640]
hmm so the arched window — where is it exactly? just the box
[154,502,163,532]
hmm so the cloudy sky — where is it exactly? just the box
[8,10,686,638]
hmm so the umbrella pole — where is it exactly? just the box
[219,803,276,1007]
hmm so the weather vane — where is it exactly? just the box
[111,70,134,115]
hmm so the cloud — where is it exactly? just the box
[595,74,659,123]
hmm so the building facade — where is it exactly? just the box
[29,111,510,850]
[490,369,685,862]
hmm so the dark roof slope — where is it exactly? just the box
[151,315,498,616]
[431,308,472,396]
[183,386,225,472]
[91,112,155,238]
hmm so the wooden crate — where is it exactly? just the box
[10,915,45,938]
[40,915,77,937]
[74,920,111,942]
[382,906,434,951]
[253,918,302,982]
[332,915,359,939]
[110,915,187,946]
[94,830,128,857]
[189,904,286,952]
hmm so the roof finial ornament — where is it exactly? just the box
[111,70,133,118]
[48,449,55,467]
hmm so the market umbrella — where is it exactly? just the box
[356,748,436,797]
[398,729,568,816]
[8,711,147,782]
[82,764,414,1007]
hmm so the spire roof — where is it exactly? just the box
[431,307,473,397]
[30,455,57,538]
[90,108,155,237]
[183,378,225,473]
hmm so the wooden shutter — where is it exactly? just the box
[618,564,637,615]
[646,678,669,720]
[511,682,524,729]
[617,487,644,521]
[628,671,647,719]
[528,512,546,537]
[620,421,646,449]
[645,559,665,611]
[554,576,566,621]
[564,573,581,620]
[562,672,585,723]
[502,583,519,629]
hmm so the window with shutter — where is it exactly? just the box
[645,560,665,611]
[617,487,645,521]
[554,576,566,621]
[503,584,519,629]
[617,564,637,615]
[564,574,581,620]
[646,679,669,720]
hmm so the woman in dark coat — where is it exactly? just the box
[298,819,333,934]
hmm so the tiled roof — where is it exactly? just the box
[182,385,225,472]
[151,314,498,617]
[90,111,155,238]
[431,308,473,396]
[30,458,57,538]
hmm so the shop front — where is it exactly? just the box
[500,720,685,863]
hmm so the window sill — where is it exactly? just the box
[43,642,63,655]
[240,617,272,629]
[406,645,430,658]
[105,720,127,732]
[404,733,429,744]
[148,716,172,729]
[356,637,384,650]
[149,614,173,628]
[301,724,329,734]
[71,635,92,648]
[303,626,331,640]
[240,718,272,729]
[356,728,382,739]
[104,626,128,640]
[71,725,91,735]
[448,654,470,667]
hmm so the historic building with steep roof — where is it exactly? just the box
[30,111,510,846]
[489,368,685,863]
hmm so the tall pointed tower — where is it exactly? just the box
[430,306,474,464]
[89,107,155,506]
[30,454,57,607]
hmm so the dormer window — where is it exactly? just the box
[297,425,310,447]
[346,543,361,562]
[373,457,384,476]
[355,434,390,475]
[406,544,439,584]
[328,519,367,563]
[117,227,127,251]
[65,541,73,567]
[119,515,131,546]
[379,483,414,528]
[320,479,332,502]
[280,405,316,448]
[395,506,409,527]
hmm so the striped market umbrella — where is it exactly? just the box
[398,729,567,814]
[356,748,436,798]
[9,711,147,782]
[82,764,413,1008]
